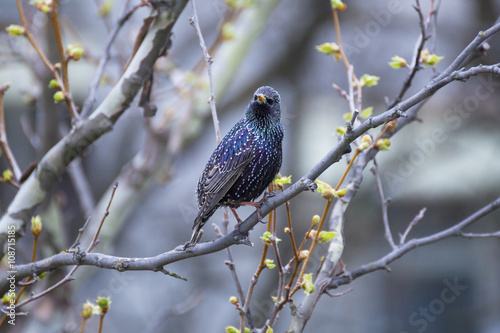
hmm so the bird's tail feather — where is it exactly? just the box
[188,216,204,245]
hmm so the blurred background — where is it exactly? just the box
[1,0,500,332]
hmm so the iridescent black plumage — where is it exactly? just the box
[189,86,284,244]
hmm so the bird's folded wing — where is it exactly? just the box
[200,129,255,213]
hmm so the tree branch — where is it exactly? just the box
[76,0,279,252]
[399,207,427,245]
[371,162,396,250]
[0,84,22,182]
[189,0,220,143]
[0,0,189,258]
[387,0,429,109]
[285,19,500,332]
[80,1,143,117]
[327,196,500,290]
[13,181,118,310]
[48,1,79,120]
[1,57,499,294]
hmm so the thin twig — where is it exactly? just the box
[15,0,78,120]
[70,216,93,250]
[214,222,246,309]
[288,145,364,295]
[242,211,272,323]
[0,230,39,326]
[371,161,396,250]
[80,1,141,117]
[15,266,77,309]
[15,183,119,310]
[399,207,427,245]
[14,233,38,301]
[80,317,87,333]
[335,148,360,191]
[213,217,253,330]
[332,8,362,111]
[48,1,79,120]
[285,199,299,263]
[388,0,428,109]
[189,0,220,143]
[291,198,333,297]
[0,84,22,181]
[325,287,353,298]
[99,313,105,333]
[459,231,500,239]
[15,0,56,77]
[346,65,356,116]
[87,182,118,252]
[267,234,286,328]
[267,204,291,327]
[428,0,441,53]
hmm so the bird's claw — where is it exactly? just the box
[181,243,193,251]
[263,190,277,200]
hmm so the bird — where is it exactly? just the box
[188,86,284,245]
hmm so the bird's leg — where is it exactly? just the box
[229,207,244,225]
[229,207,250,237]
[238,201,264,223]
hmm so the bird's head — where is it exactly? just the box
[246,86,281,124]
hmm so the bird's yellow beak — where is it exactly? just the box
[257,94,266,103]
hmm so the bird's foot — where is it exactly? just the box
[181,242,193,251]
[262,190,277,200]
[184,228,203,250]
[183,241,196,251]
[239,201,264,223]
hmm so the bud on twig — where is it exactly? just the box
[81,301,94,319]
[96,296,111,314]
[6,25,25,36]
[2,170,13,182]
[53,91,65,103]
[67,44,85,61]
[30,215,43,236]
[264,259,276,269]
[306,230,317,239]
[299,250,309,261]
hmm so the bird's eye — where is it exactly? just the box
[254,95,258,101]
[268,99,274,105]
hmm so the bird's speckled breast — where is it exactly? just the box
[222,124,283,206]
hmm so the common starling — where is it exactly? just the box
[189,86,284,245]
